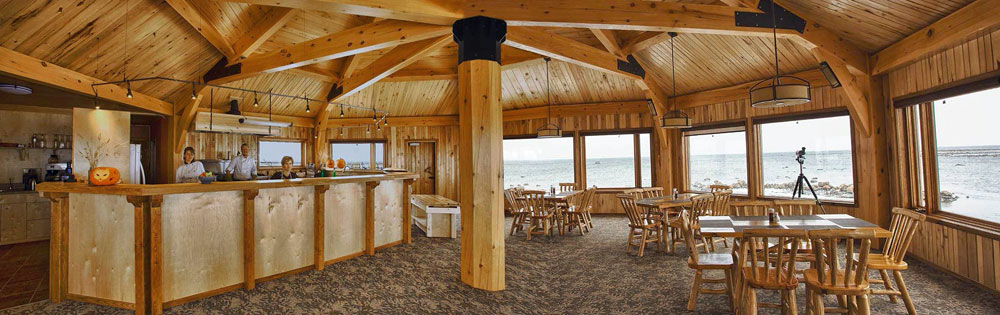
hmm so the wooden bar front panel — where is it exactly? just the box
[68,193,136,304]
[324,183,366,261]
[160,191,244,302]
[373,180,404,248]
[254,186,315,278]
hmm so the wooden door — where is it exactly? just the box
[406,142,436,194]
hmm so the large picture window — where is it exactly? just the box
[759,115,855,202]
[930,87,1000,223]
[331,141,385,170]
[503,136,575,190]
[585,132,652,188]
[259,140,303,167]
[685,129,748,195]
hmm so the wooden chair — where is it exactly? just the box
[504,189,530,236]
[618,193,662,257]
[682,193,715,253]
[710,184,732,192]
[736,229,808,315]
[558,182,577,192]
[522,190,553,240]
[678,210,734,311]
[563,188,594,235]
[804,229,879,315]
[730,200,773,216]
[774,199,819,215]
[578,187,597,229]
[642,187,664,198]
[706,190,733,249]
[867,208,925,315]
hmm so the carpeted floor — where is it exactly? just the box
[2,216,998,314]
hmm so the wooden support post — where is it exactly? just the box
[243,190,258,289]
[454,16,506,291]
[365,182,380,255]
[403,179,414,244]
[313,185,329,269]
[148,196,163,315]
[43,193,68,303]
[127,195,162,315]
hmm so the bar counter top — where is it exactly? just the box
[36,172,418,196]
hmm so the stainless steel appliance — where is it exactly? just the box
[45,162,70,182]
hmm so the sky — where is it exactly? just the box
[933,87,1000,148]
[502,133,652,161]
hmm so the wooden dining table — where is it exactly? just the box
[698,214,891,238]
[543,190,582,201]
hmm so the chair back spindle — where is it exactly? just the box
[739,229,807,287]
[687,193,715,229]
[883,208,926,264]
[559,182,577,192]
[617,194,645,228]
[711,190,733,216]
[643,187,664,199]
[522,190,550,217]
[809,229,878,288]
[774,199,818,216]
[730,200,773,216]
[678,210,700,264]
[709,184,731,192]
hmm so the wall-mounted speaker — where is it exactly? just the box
[818,61,842,88]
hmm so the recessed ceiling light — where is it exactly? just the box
[0,84,32,95]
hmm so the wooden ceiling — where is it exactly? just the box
[0,0,984,119]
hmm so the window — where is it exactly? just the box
[584,132,652,188]
[759,115,855,202]
[685,129,748,195]
[503,136,574,190]
[259,140,303,167]
[330,142,385,170]
[930,87,1000,223]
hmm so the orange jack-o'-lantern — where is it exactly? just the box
[88,167,120,186]
[336,158,345,169]
[326,159,336,169]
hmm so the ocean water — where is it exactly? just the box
[504,147,1000,223]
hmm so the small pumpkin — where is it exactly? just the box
[88,167,120,186]
[326,159,336,169]
[336,158,345,169]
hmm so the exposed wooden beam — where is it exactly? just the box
[206,20,451,84]
[383,68,458,82]
[285,66,341,83]
[720,0,761,10]
[0,46,173,115]
[811,47,872,136]
[505,27,645,81]
[174,89,206,153]
[590,29,626,58]
[199,108,316,127]
[327,115,459,127]
[772,0,868,75]
[165,0,238,60]
[621,32,672,55]
[222,0,462,25]
[231,6,296,62]
[316,35,452,134]
[502,100,648,121]
[340,55,364,79]
[675,68,828,109]
[870,0,1000,75]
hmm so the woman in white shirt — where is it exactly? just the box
[175,146,205,183]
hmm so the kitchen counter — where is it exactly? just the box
[35,172,417,314]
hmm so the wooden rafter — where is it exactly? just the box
[231,6,296,62]
[770,0,868,75]
[590,29,626,58]
[505,27,644,81]
[315,35,453,132]
[0,46,172,115]
[165,0,238,60]
[870,0,1000,75]
[286,66,341,83]
[173,89,206,153]
[811,48,872,136]
[206,20,450,84]
[622,32,673,55]
[222,0,463,25]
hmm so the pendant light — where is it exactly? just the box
[660,32,692,129]
[749,0,811,108]
[304,94,311,113]
[190,82,197,100]
[536,57,562,138]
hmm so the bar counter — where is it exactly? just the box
[36,173,418,314]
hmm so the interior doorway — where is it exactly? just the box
[406,141,436,195]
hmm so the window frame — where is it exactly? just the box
[257,138,305,169]
[502,133,578,189]
[329,139,389,170]
[752,110,859,205]
[580,128,655,189]
[682,124,749,196]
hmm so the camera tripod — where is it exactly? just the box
[791,160,826,214]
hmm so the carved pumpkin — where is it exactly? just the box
[326,159,336,169]
[336,158,345,169]
[88,167,120,186]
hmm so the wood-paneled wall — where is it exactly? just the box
[165,126,315,183]
[885,27,1000,294]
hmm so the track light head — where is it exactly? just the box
[125,81,133,99]
[339,105,344,117]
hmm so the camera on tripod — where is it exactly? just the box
[794,147,806,165]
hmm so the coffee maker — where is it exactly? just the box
[22,168,41,191]
[45,161,70,182]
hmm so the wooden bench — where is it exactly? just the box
[410,194,460,238]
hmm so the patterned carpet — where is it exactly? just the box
[2,216,999,314]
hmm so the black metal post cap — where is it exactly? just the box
[452,16,506,64]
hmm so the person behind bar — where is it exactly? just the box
[175,146,205,183]
[270,156,298,180]
[226,143,258,181]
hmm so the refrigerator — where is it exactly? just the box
[129,144,146,184]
